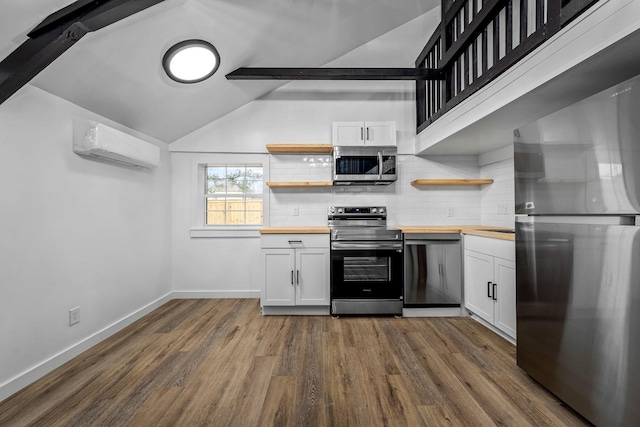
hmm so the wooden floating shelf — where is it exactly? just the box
[411,179,494,186]
[266,144,333,154]
[266,181,334,188]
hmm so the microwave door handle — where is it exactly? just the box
[378,151,383,180]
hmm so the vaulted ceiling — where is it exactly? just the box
[0,0,440,143]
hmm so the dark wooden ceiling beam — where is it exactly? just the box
[226,67,444,81]
[0,0,165,106]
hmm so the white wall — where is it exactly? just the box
[0,85,172,400]
[171,152,265,296]
[479,146,515,228]
[169,10,490,295]
[0,6,519,401]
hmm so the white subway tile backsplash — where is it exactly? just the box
[480,157,515,228]
[268,155,486,226]
[269,154,332,183]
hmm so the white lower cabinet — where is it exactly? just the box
[464,235,516,339]
[261,234,330,313]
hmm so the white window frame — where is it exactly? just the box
[190,153,269,238]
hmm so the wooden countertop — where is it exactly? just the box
[259,226,330,234]
[260,225,513,240]
[396,225,515,241]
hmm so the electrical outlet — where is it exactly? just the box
[497,202,510,215]
[447,207,454,217]
[293,206,299,216]
[69,307,80,326]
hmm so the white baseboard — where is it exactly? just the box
[402,307,467,317]
[261,306,330,315]
[171,290,260,299]
[0,291,263,403]
[0,292,174,402]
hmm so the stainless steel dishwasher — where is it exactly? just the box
[404,233,462,307]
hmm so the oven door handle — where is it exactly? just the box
[331,241,403,251]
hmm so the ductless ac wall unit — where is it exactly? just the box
[73,121,160,169]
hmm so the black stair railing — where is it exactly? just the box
[416,0,599,134]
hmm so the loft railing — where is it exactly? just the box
[416,0,599,133]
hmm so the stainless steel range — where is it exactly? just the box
[328,206,403,316]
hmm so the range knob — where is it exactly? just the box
[371,208,377,214]
[379,208,385,214]
[328,207,336,214]
[337,208,343,214]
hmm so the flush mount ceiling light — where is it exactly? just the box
[163,40,220,84]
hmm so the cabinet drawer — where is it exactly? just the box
[464,235,514,261]
[261,233,329,249]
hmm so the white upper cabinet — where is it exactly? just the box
[332,121,396,146]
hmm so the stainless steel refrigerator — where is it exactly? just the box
[515,74,640,426]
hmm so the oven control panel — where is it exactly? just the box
[328,206,386,218]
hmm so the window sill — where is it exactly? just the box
[190,227,262,238]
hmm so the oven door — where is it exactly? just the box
[330,244,403,300]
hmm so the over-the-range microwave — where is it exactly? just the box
[332,145,397,185]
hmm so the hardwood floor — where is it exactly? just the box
[0,299,591,426]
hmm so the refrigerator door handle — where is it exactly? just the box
[516,215,637,225]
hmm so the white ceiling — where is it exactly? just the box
[0,0,439,143]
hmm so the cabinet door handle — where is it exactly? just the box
[487,281,492,298]
[296,270,300,285]
[366,127,370,140]
[360,127,364,141]
[291,270,294,285]
[492,283,498,301]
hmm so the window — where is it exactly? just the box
[189,154,268,238]
[205,164,263,225]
